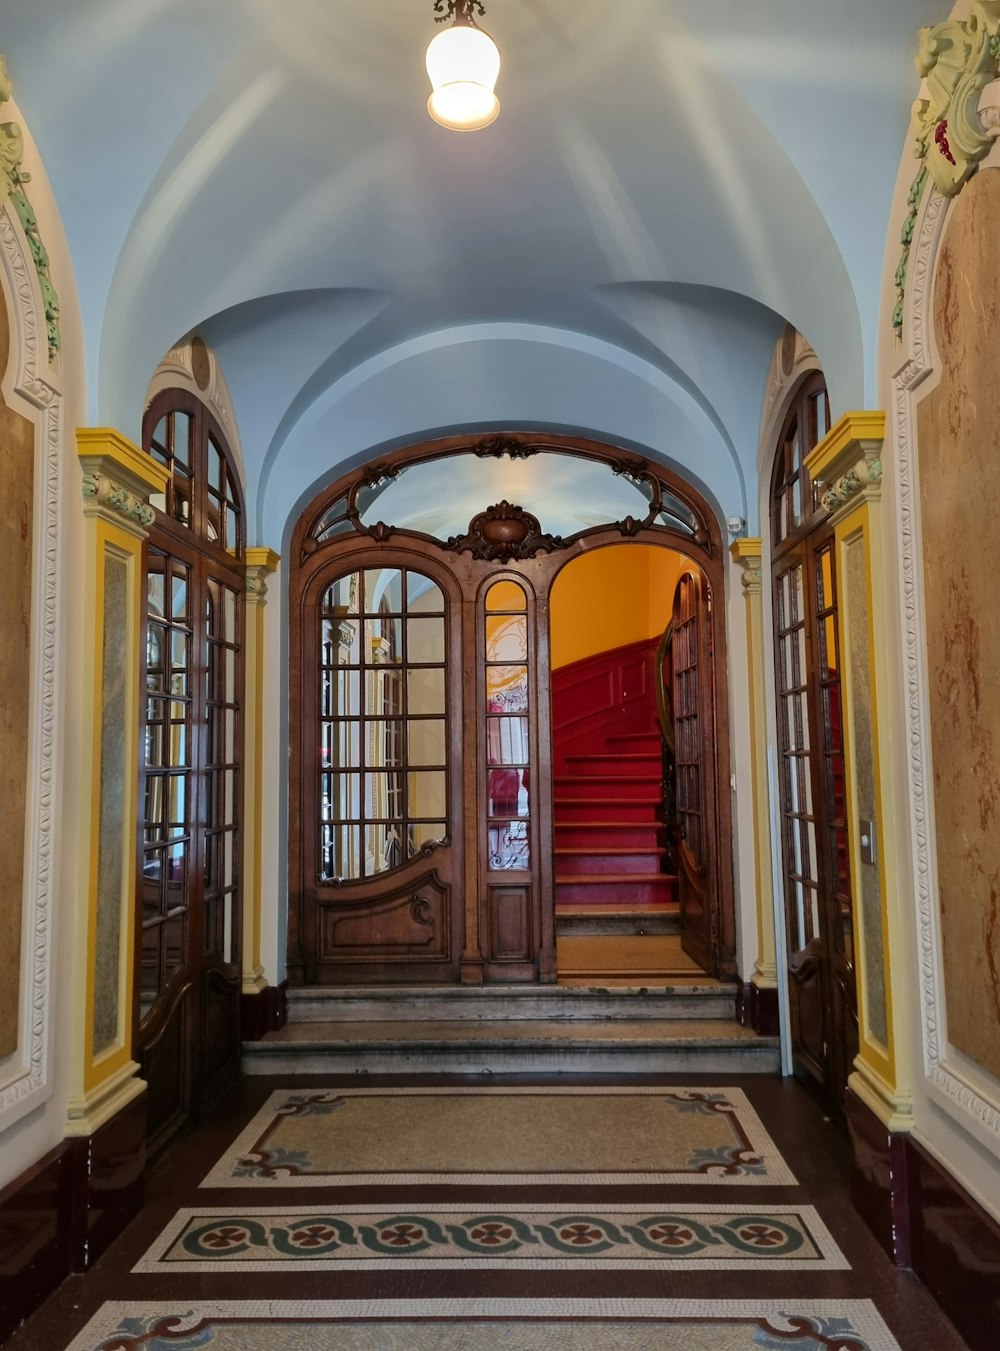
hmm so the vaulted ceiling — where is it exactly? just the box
[4,0,939,538]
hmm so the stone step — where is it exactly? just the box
[555,873,677,907]
[555,906,680,937]
[243,1018,779,1077]
[554,821,666,849]
[285,981,734,1023]
[553,775,661,800]
[554,797,662,822]
[554,847,667,875]
[565,753,663,777]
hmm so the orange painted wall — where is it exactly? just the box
[550,544,686,669]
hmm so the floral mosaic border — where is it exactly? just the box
[65,1299,901,1351]
[200,1086,797,1188]
[135,1202,845,1273]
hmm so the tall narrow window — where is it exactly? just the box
[139,390,245,1154]
[484,581,531,871]
[317,566,448,881]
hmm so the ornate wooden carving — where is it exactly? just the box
[446,500,567,563]
[471,434,539,460]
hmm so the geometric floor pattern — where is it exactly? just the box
[202,1086,797,1187]
[6,1074,970,1351]
[64,1298,904,1350]
[137,1202,847,1271]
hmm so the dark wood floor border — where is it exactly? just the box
[736,978,779,1036]
[241,980,289,1041]
[0,1093,146,1343]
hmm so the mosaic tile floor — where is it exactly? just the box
[7,1074,969,1351]
[202,1085,795,1186]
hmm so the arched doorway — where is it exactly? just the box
[287,433,734,987]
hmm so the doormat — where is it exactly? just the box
[200,1086,797,1187]
[135,1202,846,1272]
[65,1299,901,1351]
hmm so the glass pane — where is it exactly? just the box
[171,572,188,621]
[487,766,529,817]
[487,716,529,766]
[407,616,445,664]
[323,617,359,665]
[367,720,404,770]
[321,823,360,880]
[486,665,528,711]
[324,573,360,614]
[173,411,193,467]
[486,614,527,662]
[366,617,402,664]
[408,666,445,716]
[407,770,446,820]
[365,567,403,613]
[208,438,222,491]
[408,821,447,853]
[167,776,186,829]
[364,770,404,818]
[325,668,361,717]
[488,820,530,870]
[146,628,166,691]
[407,573,443,610]
[321,772,361,821]
[226,504,238,551]
[485,581,526,612]
[163,911,186,983]
[408,718,446,766]
[224,587,237,644]
[148,570,166,617]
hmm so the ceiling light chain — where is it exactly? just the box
[426,0,500,131]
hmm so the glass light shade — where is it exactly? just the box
[426,23,500,131]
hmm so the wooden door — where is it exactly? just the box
[670,569,721,975]
[136,395,245,1157]
[290,546,552,986]
[772,533,858,1111]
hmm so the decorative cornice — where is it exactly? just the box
[894,4,1000,335]
[77,428,168,532]
[0,55,60,360]
[819,459,884,514]
[245,546,280,599]
[729,537,763,596]
[803,411,885,515]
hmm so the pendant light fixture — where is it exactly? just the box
[426,0,500,131]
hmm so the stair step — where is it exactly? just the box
[554,798,662,823]
[556,875,677,907]
[555,822,665,849]
[284,982,733,1023]
[553,776,661,800]
[606,732,663,748]
[555,907,680,937]
[243,1017,779,1076]
[566,754,662,777]
[554,847,667,875]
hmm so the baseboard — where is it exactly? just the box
[845,1086,1000,1351]
[0,1144,73,1343]
[736,978,780,1036]
[0,1093,146,1341]
[904,1135,1000,1351]
[241,980,288,1040]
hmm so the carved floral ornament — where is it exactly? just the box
[446,499,566,563]
[0,55,60,359]
[81,471,156,528]
[894,2,1000,335]
[819,457,883,513]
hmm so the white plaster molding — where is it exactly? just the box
[0,202,62,1130]
[892,178,1000,1151]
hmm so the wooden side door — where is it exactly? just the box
[670,569,721,974]
[772,532,858,1112]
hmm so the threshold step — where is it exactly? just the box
[286,981,733,1024]
[555,907,680,937]
[243,1018,779,1077]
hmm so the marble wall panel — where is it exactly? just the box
[0,290,35,1059]
[93,555,129,1056]
[917,168,1000,1083]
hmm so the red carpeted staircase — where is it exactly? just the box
[554,727,678,910]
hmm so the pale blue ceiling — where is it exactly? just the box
[1,0,941,537]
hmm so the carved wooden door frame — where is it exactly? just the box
[288,432,736,985]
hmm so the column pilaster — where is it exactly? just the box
[729,538,778,1003]
[67,429,169,1135]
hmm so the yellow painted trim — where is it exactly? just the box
[729,536,763,563]
[77,426,170,495]
[81,517,144,1096]
[245,546,280,573]
[834,504,896,1089]
[804,410,885,481]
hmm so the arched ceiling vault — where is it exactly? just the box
[3,0,941,536]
